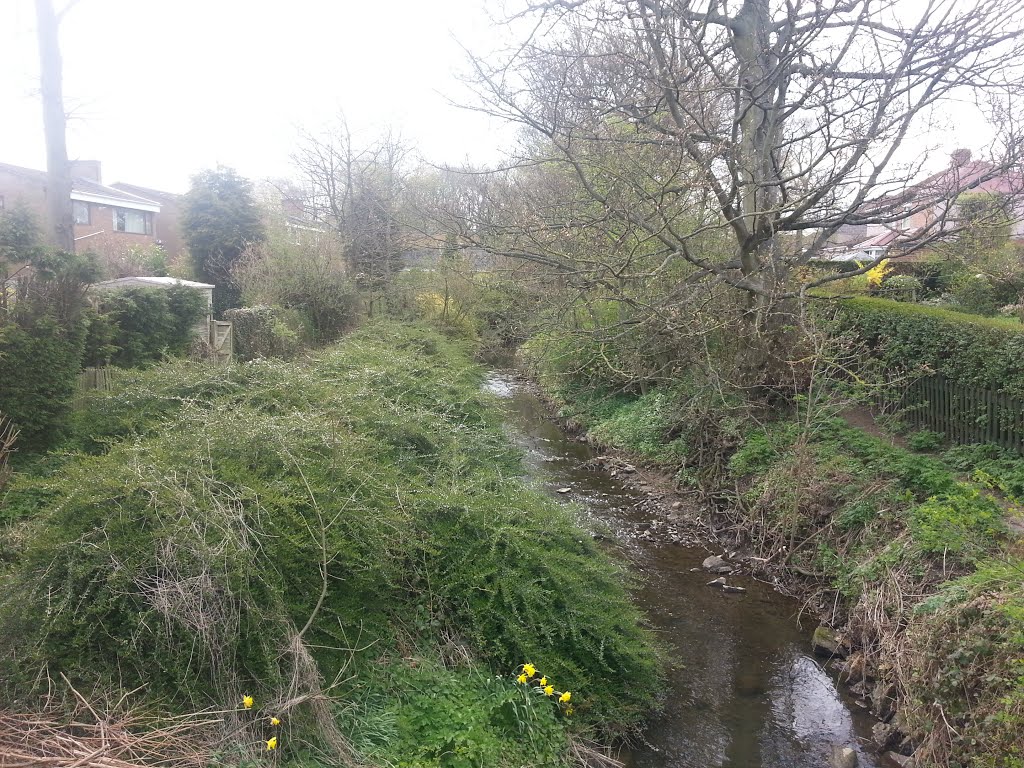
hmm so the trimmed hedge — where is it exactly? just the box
[835,296,1024,396]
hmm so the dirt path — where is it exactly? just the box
[839,406,909,449]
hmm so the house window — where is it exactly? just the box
[113,208,152,235]
[73,201,90,225]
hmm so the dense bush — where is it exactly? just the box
[87,286,206,367]
[0,322,660,764]
[223,305,308,360]
[234,231,359,343]
[0,317,86,452]
[881,274,922,302]
[835,296,1024,395]
[950,273,1000,316]
[0,240,98,453]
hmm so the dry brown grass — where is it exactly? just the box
[0,692,221,768]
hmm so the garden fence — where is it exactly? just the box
[901,374,1024,454]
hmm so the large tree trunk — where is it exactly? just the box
[36,0,74,252]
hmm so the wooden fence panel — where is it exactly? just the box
[74,366,114,408]
[899,375,1024,454]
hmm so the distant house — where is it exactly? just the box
[109,182,186,260]
[823,150,1024,263]
[0,160,184,273]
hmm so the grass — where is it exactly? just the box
[0,321,662,767]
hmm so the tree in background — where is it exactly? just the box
[463,0,1024,382]
[234,223,358,343]
[292,119,414,316]
[939,191,1024,314]
[182,167,266,315]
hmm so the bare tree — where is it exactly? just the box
[459,0,1024,371]
[291,119,415,316]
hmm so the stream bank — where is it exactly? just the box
[485,371,886,768]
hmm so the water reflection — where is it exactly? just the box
[484,372,880,768]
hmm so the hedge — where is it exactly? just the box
[90,286,206,368]
[0,317,86,451]
[835,296,1024,396]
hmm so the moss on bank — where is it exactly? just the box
[0,321,661,767]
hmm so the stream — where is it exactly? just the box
[484,372,883,768]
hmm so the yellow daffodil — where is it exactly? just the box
[559,691,571,703]
[266,736,278,751]
[539,677,547,686]
[242,695,254,710]
[270,716,281,726]
[523,663,536,678]
[566,706,574,716]
[516,673,527,684]
[544,685,554,696]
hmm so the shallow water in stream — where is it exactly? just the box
[484,372,884,768]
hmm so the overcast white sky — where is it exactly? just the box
[0,0,513,193]
[0,0,1005,196]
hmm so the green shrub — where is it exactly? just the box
[223,305,308,360]
[943,443,1024,502]
[952,274,1000,316]
[587,390,683,460]
[835,296,1024,395]
[0,321,660,753]
[882,274,922,301]
[0,317,86,452]
[729,423,800,477]
[92,286,206,367]
[904,559,1024,766]
[907,429,945,452]
[345,660,568,768]
[908,489,1005,556]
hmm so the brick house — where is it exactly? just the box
[0,160,184,275]
[109,182,185,261]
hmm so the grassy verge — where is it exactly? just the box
[0,321,661,767]
[523,339,1024,768]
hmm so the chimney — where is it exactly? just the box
[950,148,972,168]
[70,160,102,183]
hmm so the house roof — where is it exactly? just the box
[863,158,1023,214]
[92,276,215,290]
[109,182,182,202]
[0,161,161,212]
[854,229,903,249]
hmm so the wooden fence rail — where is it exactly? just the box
[900,375,1024,454]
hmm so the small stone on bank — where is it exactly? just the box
[812,625,846,657]
[828,745,858,768]
[702,555,733,573]
[557,487,572,494]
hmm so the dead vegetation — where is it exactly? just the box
[0,680,220,768]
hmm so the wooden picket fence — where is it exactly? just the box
[900,374,1024,453]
